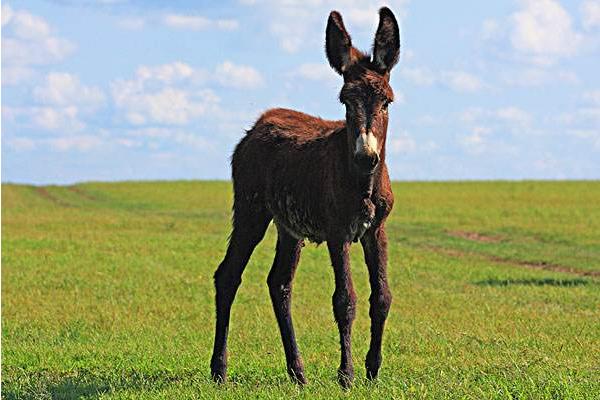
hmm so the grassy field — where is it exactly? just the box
[2,181,599,399]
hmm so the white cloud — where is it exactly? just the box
[501,67,579,87]
[135,62,202,84]
[3,104,88,133]
[31,106,85,132]
[117,17,146,30]
[582,0,600,30]
[6,137,36,151]
[216,61,264,89]
[393,91,406,104]
[460,106,533,135]
[8,72,107,133]
[399,67,436,86]
[126,127,215,150]
[567,129,600,149]
[481,18,501,40]
[457,125,520,155]
[112,83,219,125]
[556,107,600,125]
[215,19,239,30]
[1,66,35,85]
[111,64,221,125]
[4,125,215,153]
[400,67,485,93]
[472,126,493,135]
[460,130,487,154]
[292,63,338,82]
[163,14,211,30]
[414,114,438,126]
[389,132,416,154]
[2,3,50,39]
[2,106,20,123]
[6,134,105,152]
[461,107,531,125]
[583,90,600,105]
[115,138,142,148]
[163,14,238,31]
[2,35,74,66]
[1,3,14,26]
[440,70,484,93]
[267,5,316,53]
[47,135,103,151]
[116,13,239,32]
[460,107,484,124]
[495,106,532,127]
[33,72,105,110]
[572,108,600,123]
[1,4,75,84]
[243,0,409,53]
[510,0,583,65]
[96,0,128,4]
[111,61,265,126]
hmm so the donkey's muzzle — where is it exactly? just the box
[354,153,380,174]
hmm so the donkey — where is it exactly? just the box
[210,7,400,388]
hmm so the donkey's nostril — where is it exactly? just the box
[354,153,379,173]
[372,154,380,168]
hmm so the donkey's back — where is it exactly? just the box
[233,107,344,171]
[251,108,343,140]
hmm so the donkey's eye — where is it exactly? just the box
[381,101,390,113]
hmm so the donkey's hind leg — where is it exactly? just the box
[210,201,271,383]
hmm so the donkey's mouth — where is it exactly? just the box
[353,153,380,175]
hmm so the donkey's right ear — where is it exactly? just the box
[326,11,355,75]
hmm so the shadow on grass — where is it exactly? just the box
[45,380,110,400]
[2,381,110,400]
[474,278,591,287]
[2,368,205,400]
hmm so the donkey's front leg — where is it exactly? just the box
[360,224,392,380]
[327,240,356,388]
[267,229,307,384]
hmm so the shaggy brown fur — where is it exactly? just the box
[211,7,400,388]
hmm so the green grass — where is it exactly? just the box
[2,180,599,399]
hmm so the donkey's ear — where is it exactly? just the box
[326,11,354,74]
[372,7,400,73]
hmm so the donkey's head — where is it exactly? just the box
[326,7,400,176]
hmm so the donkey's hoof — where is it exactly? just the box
[365,351,382,380]
[287,359,307,385]
[210,359,227,383]
[366,367,379,380]
[288,369,307,385]
[211,369,227,384]
[337,368,354,389]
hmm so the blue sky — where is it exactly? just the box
[2,0,599,184]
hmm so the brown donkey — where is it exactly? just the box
[211,7,400,388]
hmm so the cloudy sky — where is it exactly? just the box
[2,0,599,184]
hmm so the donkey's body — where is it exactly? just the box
[211,7,400,388]
[234,108,387,244]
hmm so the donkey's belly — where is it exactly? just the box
[268,193,375,243]
[269,193,326,243]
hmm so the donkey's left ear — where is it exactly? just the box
[372,7,400,73]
